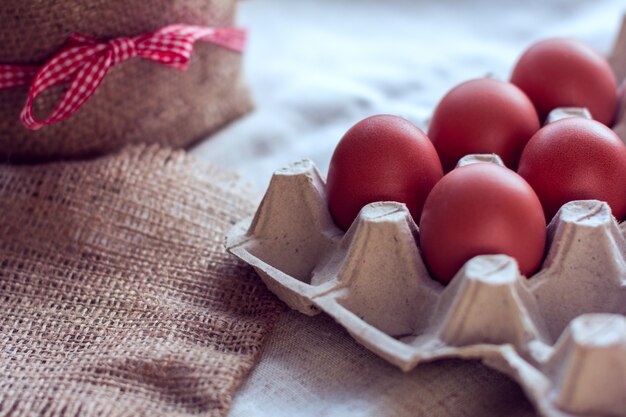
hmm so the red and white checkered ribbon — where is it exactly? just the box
[0,24,246,130]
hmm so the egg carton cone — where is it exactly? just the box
[227,19,626,417]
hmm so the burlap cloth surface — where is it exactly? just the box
[0,144,282,416]
[0,0,251,163]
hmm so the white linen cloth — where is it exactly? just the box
[193,1,626,415]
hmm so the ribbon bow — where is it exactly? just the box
[0,25,245,130]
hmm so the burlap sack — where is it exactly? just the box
[0,0,252,163]
[0,145,282,416]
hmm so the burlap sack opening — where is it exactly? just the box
[0,0,252,163]
[0,144,282,417]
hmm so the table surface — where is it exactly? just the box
[192,1,626,415]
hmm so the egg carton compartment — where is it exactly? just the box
[227,157,626,417]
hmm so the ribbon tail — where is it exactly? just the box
[20,53,110,130]
[201,28,247,53]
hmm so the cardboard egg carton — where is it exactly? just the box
[227,19,626,417]
[227,154,626,417]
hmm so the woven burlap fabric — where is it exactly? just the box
[0,144,282,416]
[0,0,252,163]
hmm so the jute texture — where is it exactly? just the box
[0,145,282,416]
[0,0,252,163]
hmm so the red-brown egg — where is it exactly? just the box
[327,115,443,231]
[511,38,618,126]
[420,163,546,284]
[428,78,540,172]
[517,117,626,222]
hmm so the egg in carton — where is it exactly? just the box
[227,19,626,417]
